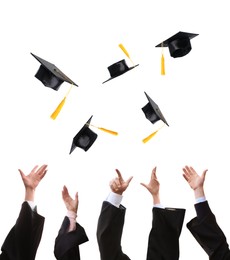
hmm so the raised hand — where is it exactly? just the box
[109,169,133,195]
[19,164,48,201]
[62,185,79,213]
[182,166,208,199]
[141,167,160,204]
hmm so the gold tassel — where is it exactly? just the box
[87,123,118,136]
[98,127,118,136]
[161,54,165,75]
[119,43,135,66]
[142,130,158,143]
[50,84,73,120]
[142,124,165,143]
[119,43,130,59]
[50,97,66,120]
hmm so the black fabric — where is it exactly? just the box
[97,201,130,260]
[0,202,45,260]
[187,201,230,260]
[97,202,185,260]
[146,207,185,260]
[54,217,89,260]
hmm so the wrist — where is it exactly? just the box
[25,188,35,201]
[194,187,205,199]
[153,194,160,205]
[67,210,77,219]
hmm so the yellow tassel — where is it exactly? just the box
[161,54,165,75]
[50,97,66,120]
[118,43,135,66]
[119,43,130,59]
[142,130,158,143]
[98,127,118,136]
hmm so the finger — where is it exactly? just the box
[18,169,25,179]
[75,192,79,205]
[115,169,123,181]
[38,170,47,181]
[30,165,39,174]
[182,173,189,182]
[151,167,157,180]
[140,182,148,189]
[37,165,48,175]
[62,185,69,199]
[189,166,197,175]
[109,179,116,187]
[114,178,121,187]
[109,180,115,190]
[110,181,119,192]
[75,192,79,202]
[202,169,208,179]
[182,166,190,176]
[126,176,133,185]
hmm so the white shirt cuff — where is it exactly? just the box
[67,210,77,219]
[106,192,123,208]
[26,201,36,211]
[195,196,206,204]
[153,203,165,209]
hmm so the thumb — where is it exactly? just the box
[75,192,79,201]
[126,176,133,185]
[18,169,25,180]
[140,182,148,189]
[202,169,208,179]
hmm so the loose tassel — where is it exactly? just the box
[119,43,135,66]
[142,130,158,143]
[87,123,118,136]
[98,127,118,136]
[161,53,165,75]
[50,84,73,120]
[50,97,66,120]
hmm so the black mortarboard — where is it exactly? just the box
[69,116,98,154]
[155,31,198,58]
[142,92,169,126]
[31,53,78,90]
[102,59,139,84]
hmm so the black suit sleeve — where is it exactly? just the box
[54,217,89,260]
[146,207,185,260]
[187,201,230,260]
[0,201,45,260]
[96,201,130,260]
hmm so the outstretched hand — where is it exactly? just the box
[109,169,133,195]
[140,167,160,196]
[182,166,208,199]
[182,166,207,191]
[62,185,79,213]
[19,164,48,191]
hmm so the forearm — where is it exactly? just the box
[194,186,205,200]
[67,211,77,232]
[25,188,35,201]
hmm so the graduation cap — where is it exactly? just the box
[70,116,98,154]
[102,44,139,84]
[31,53,79,120]
[31,53,78,90]
[142,92,169,143]
[155,31,199,58]
[142,92,169,126]
[69,116,118,154]
[102,59,139,84]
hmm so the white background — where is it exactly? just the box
[0,0,230,259]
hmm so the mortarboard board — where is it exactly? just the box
[69,116,98,154]
[102,59,139,84]
[31,53,78,90]
[155,31,198,58]
[142,92,169,126]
